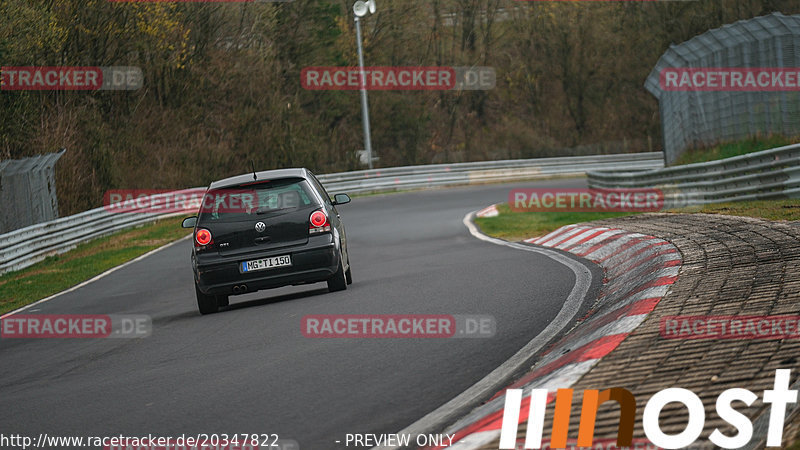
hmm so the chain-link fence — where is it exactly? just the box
[645,12,800,165]
[0,149,65,234]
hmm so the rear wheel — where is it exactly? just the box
[196,283,220,314]
[345,259,352,285]
[327,252,348,292]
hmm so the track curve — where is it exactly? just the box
[0,179,597,449]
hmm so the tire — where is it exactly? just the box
[345,261,352,285]
[196,283,220,314]
[327,252,348,292]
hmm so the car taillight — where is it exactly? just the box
[195,228,213,246]
[309,210,331,234]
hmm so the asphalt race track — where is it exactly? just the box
[1,179,599,449]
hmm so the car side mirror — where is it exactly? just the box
[332,193,351,205]
[182,216,198,228]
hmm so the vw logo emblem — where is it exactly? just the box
[255,222,266,233]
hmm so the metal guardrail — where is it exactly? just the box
[587,143,800,205]
[0,192,192,275]
[0,153,663,275]
[316,153,662,193]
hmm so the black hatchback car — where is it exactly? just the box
[181,168,352,314]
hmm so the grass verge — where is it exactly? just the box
[674,135,797,165]
[473,203,634,241]
[0,217,190,315]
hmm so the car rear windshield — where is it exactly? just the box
[198,178,317,223]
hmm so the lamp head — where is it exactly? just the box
[353,0,376,17]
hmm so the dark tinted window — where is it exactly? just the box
[308,173,333,206]
[199,178,316,223]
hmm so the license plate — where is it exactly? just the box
[241,255,292,272]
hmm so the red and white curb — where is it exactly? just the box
[429,224,681,449]
[476,204,499,218]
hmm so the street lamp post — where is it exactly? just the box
[353,0,376,169]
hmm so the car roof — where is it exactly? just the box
[209,168,312,189]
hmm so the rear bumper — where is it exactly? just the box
[194,235,340,295]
